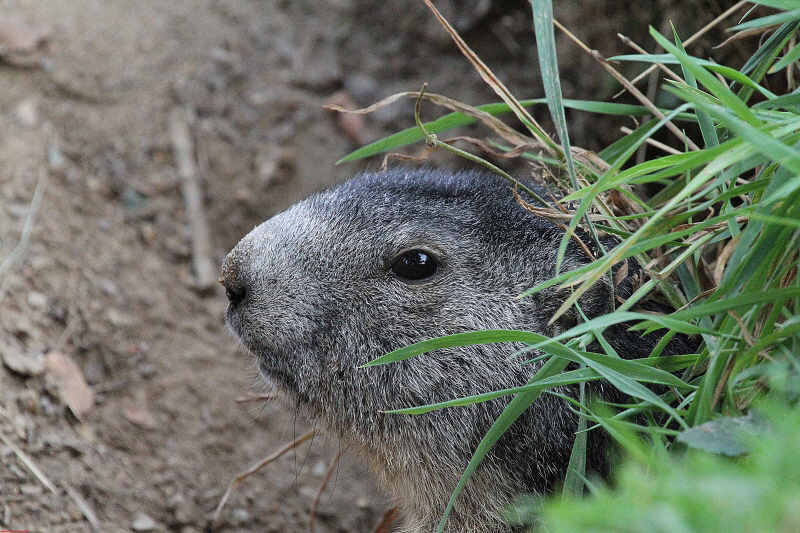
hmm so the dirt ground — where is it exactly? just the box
[0,1,741,532]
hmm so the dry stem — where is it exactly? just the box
[554,19,700,152]
[420,0,557,154]
[0,429,58,494]
[622,0,749,90]
[307,449,344,533]
[212,429,319,521]
[169,107,217,294]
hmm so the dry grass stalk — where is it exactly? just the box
[0,428,58,494]
[420,0,557,155]
[554,19,700,151]
[169,107,217,294]
[623,0,749,89]
[307,449,344,533]
[212,429,319,521]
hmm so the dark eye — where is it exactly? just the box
[389,249,439,281]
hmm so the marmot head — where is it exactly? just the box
[221,167,617,404]
[220,167,631,532]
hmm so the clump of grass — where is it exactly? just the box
[521,399,800,533]
[335,1,800,531]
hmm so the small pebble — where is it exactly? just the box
[311,459,328,477]
[16,389,40,414]
[298,485,318,500]
[48,142,68,171]
[167,493,194,525]
[27,291,49,310]
[344,72,379,105]
[14,100,39,127]
[2,344,45,377]
[356,497,370,509]
[20,484,42,496]
[131,512,157,532]
[231,507,250,525]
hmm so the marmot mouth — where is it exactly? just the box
[224,308,246,342]
[256,358,301,396]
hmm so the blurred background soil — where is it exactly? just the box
[0,1,743,532]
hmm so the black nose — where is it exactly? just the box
[221,280,247,307]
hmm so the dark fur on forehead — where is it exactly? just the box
[311,167,560,240]
[328,167,551,208]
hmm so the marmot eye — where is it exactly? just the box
[389,250,439,281]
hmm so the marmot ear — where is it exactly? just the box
[551,267,638,331]
[551,275,615,333]
[576,233,647,317]
[551,234,643,331]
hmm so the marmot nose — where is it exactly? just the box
[221,247,250,308]
[220,277,247,307]
[225,283,246,307]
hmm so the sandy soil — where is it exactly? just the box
[0,1,739,532]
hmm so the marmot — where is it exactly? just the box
[221,168,693,532]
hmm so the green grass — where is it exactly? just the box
[530,400,800,533]
[336,1,800,531]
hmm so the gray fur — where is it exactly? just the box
[221,168,689,533]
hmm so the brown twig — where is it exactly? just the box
[0,430,57,494]
[420,0,557,155]
[169,107,217,294]
[554,19,700,152]
[618,33,686,84]
[716,24,780,49]
[307,448,344,533]
[619,0,749,92]
[0,169,47,280]
[711,355,738,411]
[65,485,100,531]
[620,126,682,155]
[212,429,319,521]
[380,143,439,169]
[410,85,553,209]
[235,392,279,404]
[371,506,401,533]
[713,233,741,286]
[727,310,760,350]
[326,89,610,174]
[325,90,535,150]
